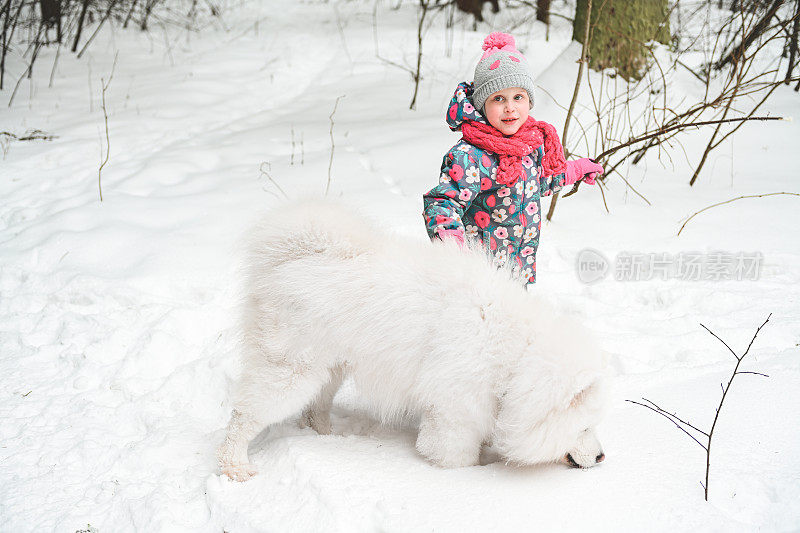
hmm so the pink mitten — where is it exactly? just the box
[564,158,604,186]
[437,228,466,248]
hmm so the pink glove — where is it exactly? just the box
[436,228,466,249]
[564,158,604,186]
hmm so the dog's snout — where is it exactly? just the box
[565,453,580,468]
[595,452,605,463]
[565,452,604,468]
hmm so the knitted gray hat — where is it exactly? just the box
[472,33,535,113]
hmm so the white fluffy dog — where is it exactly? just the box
[218,200,608,481]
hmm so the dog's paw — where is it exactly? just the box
[427,451,480,468]
[300,408,332,435]
[221,463,259,482]
[417,438,480,468]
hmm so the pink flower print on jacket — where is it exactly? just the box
[458,189,473,202]
[522,155,534,168]
[497,186,511,198]
[474,211,491,228]
[494,226,509,239]
[449,164,464,181]
[524,201,539,216]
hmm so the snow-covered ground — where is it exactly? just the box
[1,1,799,531]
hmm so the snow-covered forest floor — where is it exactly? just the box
[1,0,799,531]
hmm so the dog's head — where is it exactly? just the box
[492,335,609,469]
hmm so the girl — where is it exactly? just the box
[423,32,603,285]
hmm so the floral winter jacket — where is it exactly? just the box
[422,81,568,285]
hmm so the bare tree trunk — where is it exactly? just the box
[573,0,670,80]
[547,0,592,221]
[123,0,140,29]
[1,0,12,90]
[72,0,91,53]
[537,0,550,23]
[39,0,60,24]
[77,0,118,58]
[9,20,45,107]
[537,0,551,40]
[786,0,799,83]
[141,0,158,31]
[2,0,24,91]
[39,0,61,42]
[409,0,429,110]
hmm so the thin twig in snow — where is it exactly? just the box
[326,95,344,196]
[625,400,709,450]
[259,162,289,200]
[628,314,772,501]
[641,398,709,437]
[677,192,800,236]
[98,53,119,202]
[699,322,740,360]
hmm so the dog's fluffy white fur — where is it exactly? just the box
[218,200,608,481]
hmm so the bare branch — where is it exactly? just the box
[629,315,772,501]
[737,371,770,378]
[641,398,710,437]
[98,53,119,202]
[596,115,784,161]
[742,313,773,358]
[699,322,740,361]
[626,399,708,450]
[677,192,800,236]
[326,95,344,196]
[259,162,289,200]
[546,0,591,222]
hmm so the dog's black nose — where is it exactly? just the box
[565,453,580,468]
[596,453,605,463]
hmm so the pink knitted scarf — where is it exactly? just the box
[461,116,567,186]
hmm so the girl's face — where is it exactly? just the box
[484,87,530,136]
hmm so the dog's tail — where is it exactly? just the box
[245,199,378,269]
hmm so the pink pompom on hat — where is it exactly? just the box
[472,32,535,112]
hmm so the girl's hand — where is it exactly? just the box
[565,158,604,186]
[436,228,466,249]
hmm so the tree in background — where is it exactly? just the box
[572,0,670,79]
[549,0,797,218]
